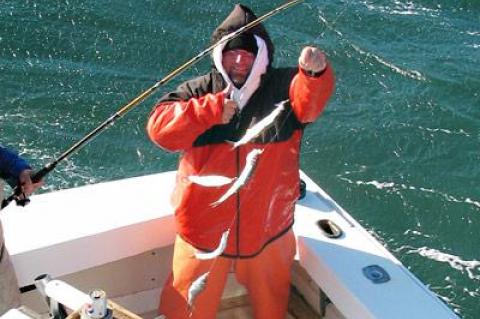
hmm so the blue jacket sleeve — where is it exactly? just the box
[0,146,31,187]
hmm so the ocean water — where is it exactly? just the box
[0,0,478,317]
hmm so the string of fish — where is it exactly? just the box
[185,99,290,314]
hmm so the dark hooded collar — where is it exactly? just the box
[211,4,274,65]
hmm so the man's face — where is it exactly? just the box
[222,49,256,88]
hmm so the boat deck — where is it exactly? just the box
[215,262,344,319]
[131,260,344,319]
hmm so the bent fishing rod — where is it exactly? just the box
[1,0,304,209]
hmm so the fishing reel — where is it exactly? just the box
[1,165,51,210]
[1,189,30,210]
[13,194,31,207]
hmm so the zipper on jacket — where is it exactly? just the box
[235,147,241,256]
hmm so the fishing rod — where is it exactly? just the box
[1,0,304,209]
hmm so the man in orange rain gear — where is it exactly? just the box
[147,4,334,319]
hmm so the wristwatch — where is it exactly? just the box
[302,65,327,77]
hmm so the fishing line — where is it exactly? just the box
[316,0,351,39]
[1,0,304,210]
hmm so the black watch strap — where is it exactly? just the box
[303,66,327,77]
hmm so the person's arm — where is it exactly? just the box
[0,146,43,197]
[147,81,233,152]
[0,146,31,186]
[289,46,335,123]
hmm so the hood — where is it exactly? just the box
[211,4,274,65]
[212,34,269,110]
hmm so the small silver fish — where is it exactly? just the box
[188,175,234,187]
[232,100,288,148]
[187,272,210,311]
[195,230,230,260]
[211,148,263,207]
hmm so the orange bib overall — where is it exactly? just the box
[159,230,296,319]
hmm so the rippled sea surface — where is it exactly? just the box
[0,1,478,317]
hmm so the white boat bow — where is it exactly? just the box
[0,170,458,318]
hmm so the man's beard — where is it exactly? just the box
[229,71,248,88]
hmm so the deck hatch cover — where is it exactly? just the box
[362,265,391,284]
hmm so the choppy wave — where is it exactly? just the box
[338,176,480,210]
[417,126,472,138]
[403,229,433,239]
[400,246,480,281]
[360,0,441,17]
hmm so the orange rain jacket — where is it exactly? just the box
[147,4,335,258]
